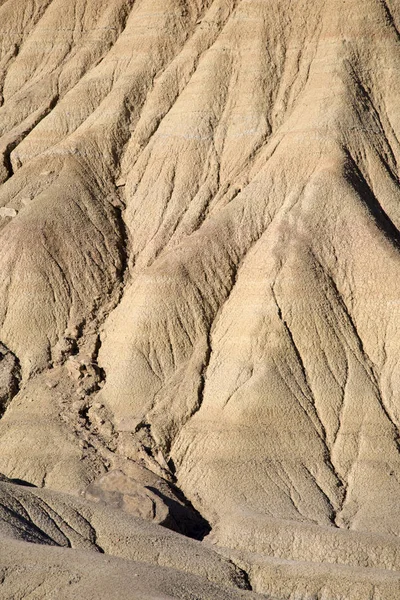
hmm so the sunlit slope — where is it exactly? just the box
[1,1,400,598]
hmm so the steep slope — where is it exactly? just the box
[1,0,400,598]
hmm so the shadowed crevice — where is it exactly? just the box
[344,150,400,248]
[147,485,211,541]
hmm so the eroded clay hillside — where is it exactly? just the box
[1,0,400,598]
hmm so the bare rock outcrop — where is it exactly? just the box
[0,343,20,415]
[84,464,211,539]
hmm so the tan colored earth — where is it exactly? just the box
[0,0,400,598]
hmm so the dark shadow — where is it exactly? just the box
[0,475,37,488]
[9,478,37,488]
[167,457,176,476]
[344,150,400,249]
[147,486,211,541]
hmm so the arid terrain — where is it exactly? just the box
[1,0,400,598]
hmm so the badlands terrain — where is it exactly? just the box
[1,0,400,597]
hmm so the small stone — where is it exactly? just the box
[45,380,58,389]
[0,207,17,218]
[66,359,84,381]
